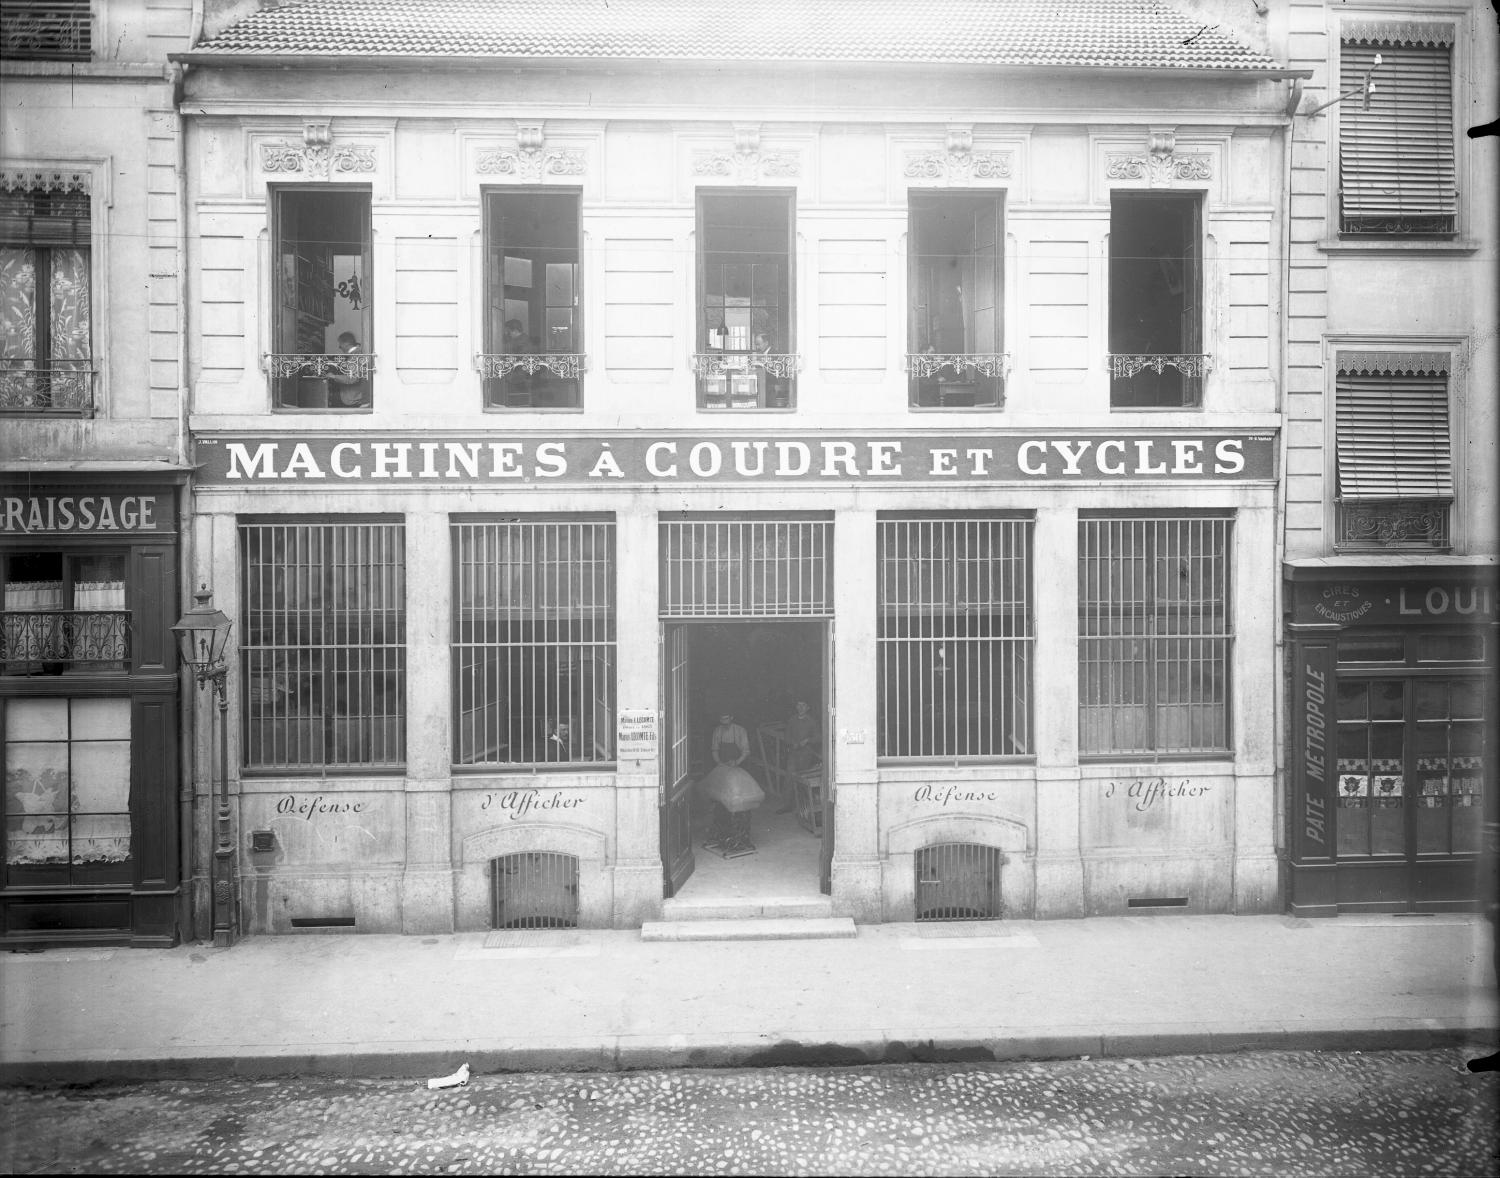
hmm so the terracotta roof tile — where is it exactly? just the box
[197,0,1284,70]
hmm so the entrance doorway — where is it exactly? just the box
[660,620,832,904]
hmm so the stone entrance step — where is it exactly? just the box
[640,916,857,942]
[659,894,835,922]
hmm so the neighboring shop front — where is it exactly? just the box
[1285,561,1498,915]
[1,476,184,946]
[190,429,1281,935]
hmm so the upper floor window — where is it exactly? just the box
[1334,350,1452,550]
[240,519,405,772]
[0,0,90,61]
[268,188,372,412]
[480,188,582,409]
[0,180,92,415]
[1108,192,1205,408]
[694,189,796,410]
[906,191,1005,408]
[1338,22,1456,237]
[1,550,126,675]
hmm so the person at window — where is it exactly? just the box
[711,712,749,768]
[786,699,819,774]
[503,318,535,355]
[500,318,536,405]
[329,331,368,407]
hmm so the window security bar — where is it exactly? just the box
[660,517,833,619]
[491,852,580,929]
[914,843,1005,921]
[904,353,1011,380]
[0,359,94,412]
[1108,354,1212,380]
[263,353,375,380]
[475,353,587,380]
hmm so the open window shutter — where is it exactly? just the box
[1339,24,1456,229]
[1335,351,1452,501]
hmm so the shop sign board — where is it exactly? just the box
[1291,638,1336,862]
[0,490,175,534]
[193,431,1276,487]
[1289,575,1497,628]
[616,708,659,759]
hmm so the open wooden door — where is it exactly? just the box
[660,623,695,896]
[819,619,835,895]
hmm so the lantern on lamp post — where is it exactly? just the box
[172,584,238,947]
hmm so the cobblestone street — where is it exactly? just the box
[2,1048,1496,1176]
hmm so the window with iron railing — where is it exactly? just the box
[1078,513,1232,756]
[452,517,615,767]
[0,180,93,414]
[1,551,127,674]
[907,191,1006,408]
[267,188,373,411]
[877,515,1033,759]
[479,187,584,408]
[240,520,405,772]
[1338,22,1457,237]
[0,1,91,62]
[695,189,797,410]
[1108,192,1206,408]
[1334,350,1452,550]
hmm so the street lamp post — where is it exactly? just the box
[172,584,237,947]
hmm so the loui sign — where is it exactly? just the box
[195,432,1275,486]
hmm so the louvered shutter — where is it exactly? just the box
[1338,23,1456,232]
[1335,352,1452,501]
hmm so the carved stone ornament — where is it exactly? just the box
[1106,130,1211,187]
[0,168,91,194]
[476,122,586,182]
[260,122,376,180]
[691,124,801,182]
[903,126,1011,184]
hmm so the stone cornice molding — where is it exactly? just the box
[259,121,376,180]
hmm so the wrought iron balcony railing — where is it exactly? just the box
[0,610,130,672]
[904,352,1011,380]
[1336,499,1452,550]
[1107,353,1213,380]
[264,353,375,380]
[690,352,802,380]
[0,359,95,414]
[475,353,587,380]
[0,1,91,61]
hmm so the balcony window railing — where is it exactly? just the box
[1107,353,1210,409]
[905,353,1009,408]
[690,352,800,409]
[476,352,586,409]
[266,352,374,410]
[0,358,93,413]
[0,610,129,673]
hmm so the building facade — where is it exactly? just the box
[172,0,1309,937]
[1,0,195,945]
[1280,0,1498,914]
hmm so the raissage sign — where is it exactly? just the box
[194,432,1275,486]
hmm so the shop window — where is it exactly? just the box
[877,515,1033,759]
[660,515,833,619]
[452,517,614,767]
[0,179,93,413]
[693,189,796,410]
[480,188,583,408]
[268,188,372,411]
[906,191,1005,407]
[1413,678,1486,856]
[1108,192,1205,407]
[5,697,131,886]
[1334,351,1452,549]
[1338,23,1456,237]
[1,551,126,674]
[240,520,405,771]
[0,0,91,61]
[1079,514,1232,756]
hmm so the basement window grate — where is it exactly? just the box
[491,851,580,929]
[1126,896,1189,908]
[914,842,1004,922]
[289,916,356,928]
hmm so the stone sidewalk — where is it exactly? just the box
[2,914,1496,1083]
